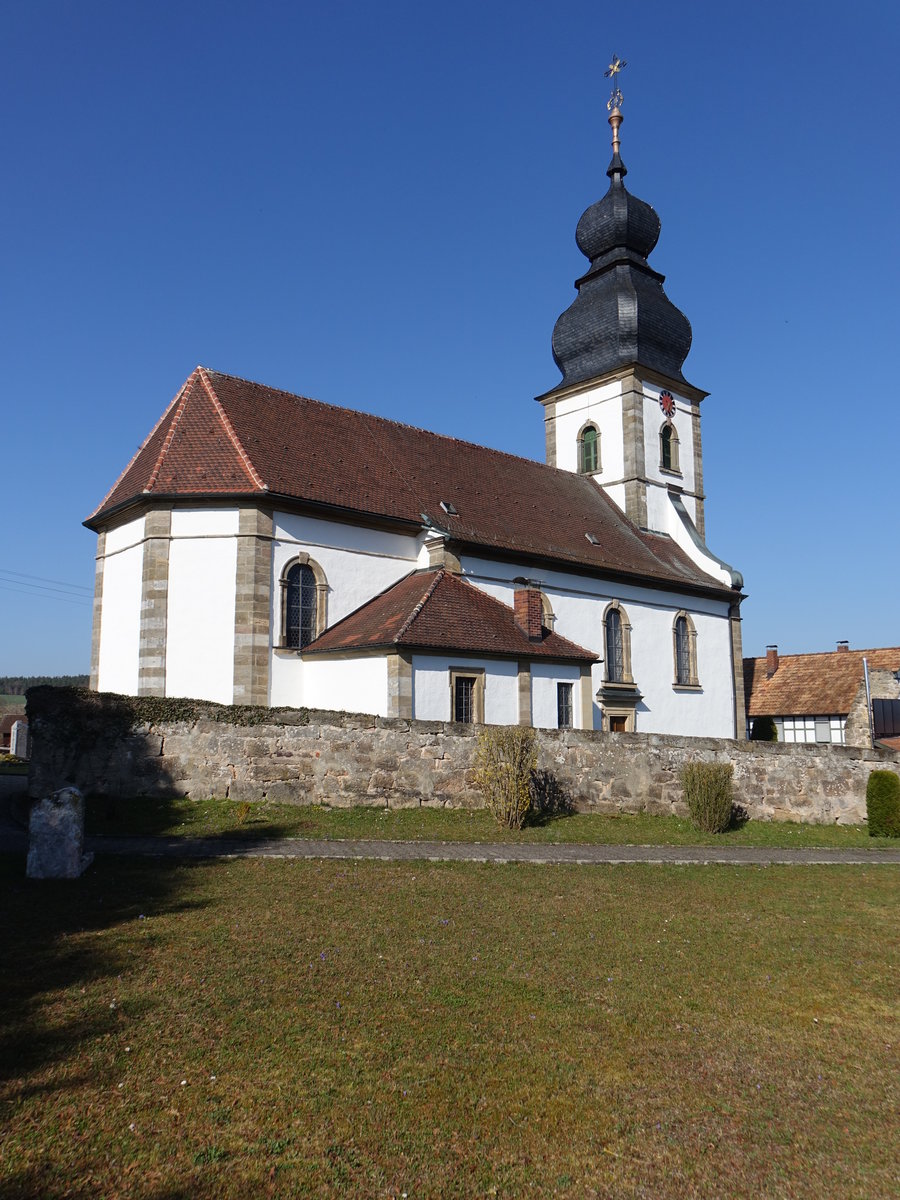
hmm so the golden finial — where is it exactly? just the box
[604,54,627,154]
[604,54,627,111]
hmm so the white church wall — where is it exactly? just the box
[641,383,697,534]
[165,509,239,703]
[461,556,735,737]
[269,512,419,707]
[97,516,144,695]
[303,655,389,716]
[530,661,582,730]
[412,655,518,725]
[551,379,624,479]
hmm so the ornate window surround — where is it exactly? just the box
[577,422,601,474]
[602,600,633,684]
[278,552,328,650]
[672,610,700,688]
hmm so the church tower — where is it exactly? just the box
[538,66,739,597]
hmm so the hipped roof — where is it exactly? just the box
[744,648,900,717]
[303,568,597,662]
[87,366,735,597]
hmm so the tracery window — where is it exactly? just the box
[673,611,698,687]
[603,601,633,684]
[280,555,327,648]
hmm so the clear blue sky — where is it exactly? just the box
[2,0,898,677]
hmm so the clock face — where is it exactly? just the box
[659,390,676,418]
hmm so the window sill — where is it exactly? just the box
[659,465,683,478]
[274,646,302,656]
[672,682,702,692]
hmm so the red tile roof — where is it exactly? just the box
[303,569,597,662]
[87,366,736,597]
[744,648,900,717]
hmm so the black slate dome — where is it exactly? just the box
[551,149,693,389]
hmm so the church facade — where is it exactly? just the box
[86,114,746,737]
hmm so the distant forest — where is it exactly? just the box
[0,676,89,696]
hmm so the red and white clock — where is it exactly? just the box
[659,390,676,418]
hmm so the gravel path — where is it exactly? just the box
[2,824,899,866]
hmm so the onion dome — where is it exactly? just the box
[550,112,693,389]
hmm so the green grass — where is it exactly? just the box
[0,855,896,1198]
[0,760,28,775]
[83,794,898,849]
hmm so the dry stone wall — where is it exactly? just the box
[26,690,900,825]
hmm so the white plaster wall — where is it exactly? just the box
[531,661,582,730]
[551,380,623,480]
[97,516,144,695]
[461,556,735,737]
[641,384,695,489]
[412,654,518,725]
[166,512,239,703]
[303,656,389,716]
[269,513,419,707]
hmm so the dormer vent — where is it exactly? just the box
[585,532,600,545]
[440,500,458,515]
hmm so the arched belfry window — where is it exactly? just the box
[578,424,600,474]
[603,601,633,684]
[660,422,680,473]
[673,611,699,687]
[280,554,328,649]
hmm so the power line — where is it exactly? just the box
[0,582,92,607]
[0,568,93,592]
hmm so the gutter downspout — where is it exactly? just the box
[863,656,875,748]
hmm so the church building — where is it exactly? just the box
[86,100,746,737]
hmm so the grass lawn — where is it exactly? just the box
[83,794,898,851]
[0,855,896,1198]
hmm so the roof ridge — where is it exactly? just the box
[146,381,192,492]
[197,368,267,492]
[202,366,586,479]
[747,647,900,661]
[395,569,446,640]
[86,373,196,520]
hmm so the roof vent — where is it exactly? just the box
[585,532,600,545]
[440,500,458,515]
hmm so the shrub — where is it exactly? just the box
[681,761,734,833]
[865,770,900,838]
[474,726,537,829]
[750,716,778,742]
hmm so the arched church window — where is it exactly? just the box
[578,424,600,474]
[660,422,680,473]
[603,601,633,684]
[673,611,698,687]
[280,555,328,648]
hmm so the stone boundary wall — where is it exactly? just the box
[26,692,900,825]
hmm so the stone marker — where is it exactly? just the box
[10,720,29,760]
[26,786,94,879]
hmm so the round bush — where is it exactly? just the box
[750,716,778,742]
[866,770,900,838]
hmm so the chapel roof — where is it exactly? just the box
[86,366,736,598]
[303,568,597,662]
[744,647,900,718]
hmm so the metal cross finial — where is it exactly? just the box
[604,53,627,111]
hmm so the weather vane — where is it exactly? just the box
[604,54,627,111]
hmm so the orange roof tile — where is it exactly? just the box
[304,569,597,662]
[744,648,900,717]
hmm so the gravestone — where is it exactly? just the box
[26,786,94,879]
[10,720,29,760]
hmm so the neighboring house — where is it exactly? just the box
[85,111,746,735]
[743,643,900,748]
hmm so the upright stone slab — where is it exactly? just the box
[26,787,94,879]
[10,720,29,760]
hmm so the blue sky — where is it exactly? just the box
[2,0,898,677]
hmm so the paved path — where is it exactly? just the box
[2,823,899,866]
